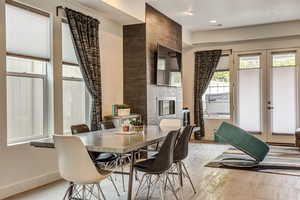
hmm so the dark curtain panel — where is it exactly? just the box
[65,8,102,131]
[194,50,222,139]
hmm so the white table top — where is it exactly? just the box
[31,125,178,154]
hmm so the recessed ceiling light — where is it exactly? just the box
[182,11,194,16]
[209,20,217,23]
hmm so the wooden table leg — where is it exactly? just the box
[127,151,136,200]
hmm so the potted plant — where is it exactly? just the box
[117,104,131,116]
[130,119,144,132]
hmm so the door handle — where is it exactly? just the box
[267,106,274,110]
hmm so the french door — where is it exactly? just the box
[234,48,300,143]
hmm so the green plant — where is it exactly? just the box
[130,119,144,126]
[117,104,130,109]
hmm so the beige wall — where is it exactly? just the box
[0,0,123,198]
[182,28,192,47]
[183,36,300,141]
[192,20,300,44]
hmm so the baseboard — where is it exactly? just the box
[0,171,61,200]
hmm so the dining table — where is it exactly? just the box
[30,125,177,200]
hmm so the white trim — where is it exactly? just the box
[0,171,61,199]
[51,13,64,135]
[7,135,49,146]
[228,53,234,122]
[234,48,299,143]
[0,0,7,148]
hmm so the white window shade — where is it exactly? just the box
[238,69,261,132]
[6,4,50,59]
[62,22,78,64]
[216,55,229,70]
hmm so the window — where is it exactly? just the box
[62,22,89,133]
[202,55,230,119]
[62,65,89,133]
[6,57,47,143]
[5,2,50,144]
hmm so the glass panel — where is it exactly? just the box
[63,65,83,78]
[157,58,166,70]
[6,56,46,74]
[62,23,78,64]
[63,80,86,133]
[6,4,50,59]
[203,71,230,118]
[238,56,261,132]
[216,55,229,70]
[7,76,44,143]
[169,72,181,87]
[239,55,260,69]
[271,61,296,134]
[272,53,296,67]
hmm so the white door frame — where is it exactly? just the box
[233,48,300,144]
[265,48,300,143]
[233,50,267,141]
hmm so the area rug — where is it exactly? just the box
[205,145,300,176]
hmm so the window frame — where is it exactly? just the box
[62,64,90,133]
[6,57,50,144]
[61,20,89,132]
[4,1,51,145]
[203,54,232,120]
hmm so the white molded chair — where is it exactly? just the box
[159,118,182,129]
[53,135,120,200]
[148,118,182,152]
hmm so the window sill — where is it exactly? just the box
[204,116,231,120]
[6,136,51,148]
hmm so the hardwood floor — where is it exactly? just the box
[5,143,300,200]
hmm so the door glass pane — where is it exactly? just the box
[272,53,296,67]
[271,53,296,134]
[7,76,44,143]
[63,80,86,133]
[239,55,260,69]
[238,56,261,132]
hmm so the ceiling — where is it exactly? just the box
[146,0,300,32]
[74,0,143,25]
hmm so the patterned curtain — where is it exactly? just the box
[65,8,102,131]
[194,50,222,139]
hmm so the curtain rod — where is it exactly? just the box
[194,49,233,55]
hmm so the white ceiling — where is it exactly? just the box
[146,0,300,32]
[74,0,143,25]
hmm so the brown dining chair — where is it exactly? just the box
[100,121,115,130]
[70,124,90,134]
